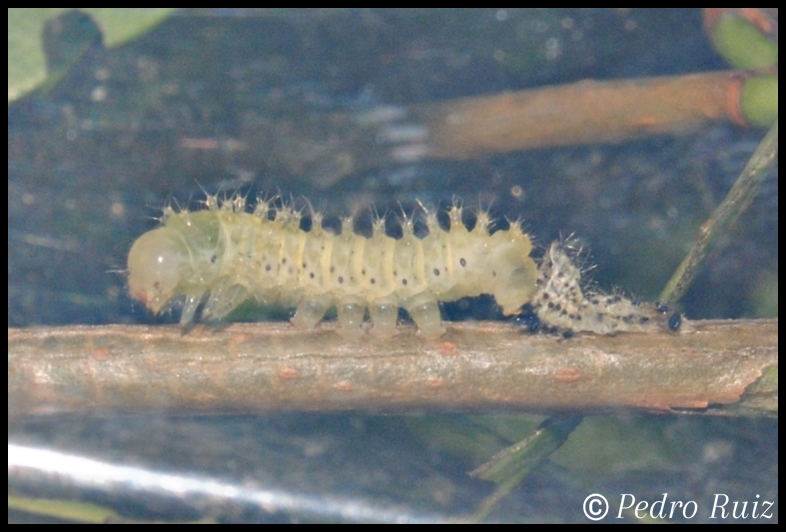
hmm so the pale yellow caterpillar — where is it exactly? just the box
[127,196,682,338]
[127,196,540,338]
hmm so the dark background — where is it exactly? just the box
[8,9,778,523]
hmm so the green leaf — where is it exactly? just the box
[8,8,178,102]
[83,8,179,47]
[709,12,778,69]
[741,75,778,128]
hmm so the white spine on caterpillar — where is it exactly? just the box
[127,196,539,338]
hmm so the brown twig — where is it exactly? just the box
[8,319,777,418]
[416,70,763,159]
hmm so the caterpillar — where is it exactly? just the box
[127,195,539,338]
[530,242,682,335]
[127,195,682,338]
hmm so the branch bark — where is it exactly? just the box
[8,319,777,418]
[416,70,769,159]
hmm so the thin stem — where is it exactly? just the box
[659,119,778,305]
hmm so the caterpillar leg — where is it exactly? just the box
[201,278,249,321]
[180,289,208,325]
[291,295,333,331]
[404,293,445,339]
[337,296,366,338]
[369,297,399,338]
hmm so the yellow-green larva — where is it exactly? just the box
[127,196,540,338]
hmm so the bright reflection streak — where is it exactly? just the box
[9,444,443,523]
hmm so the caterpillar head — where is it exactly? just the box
[127,226,192,313]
